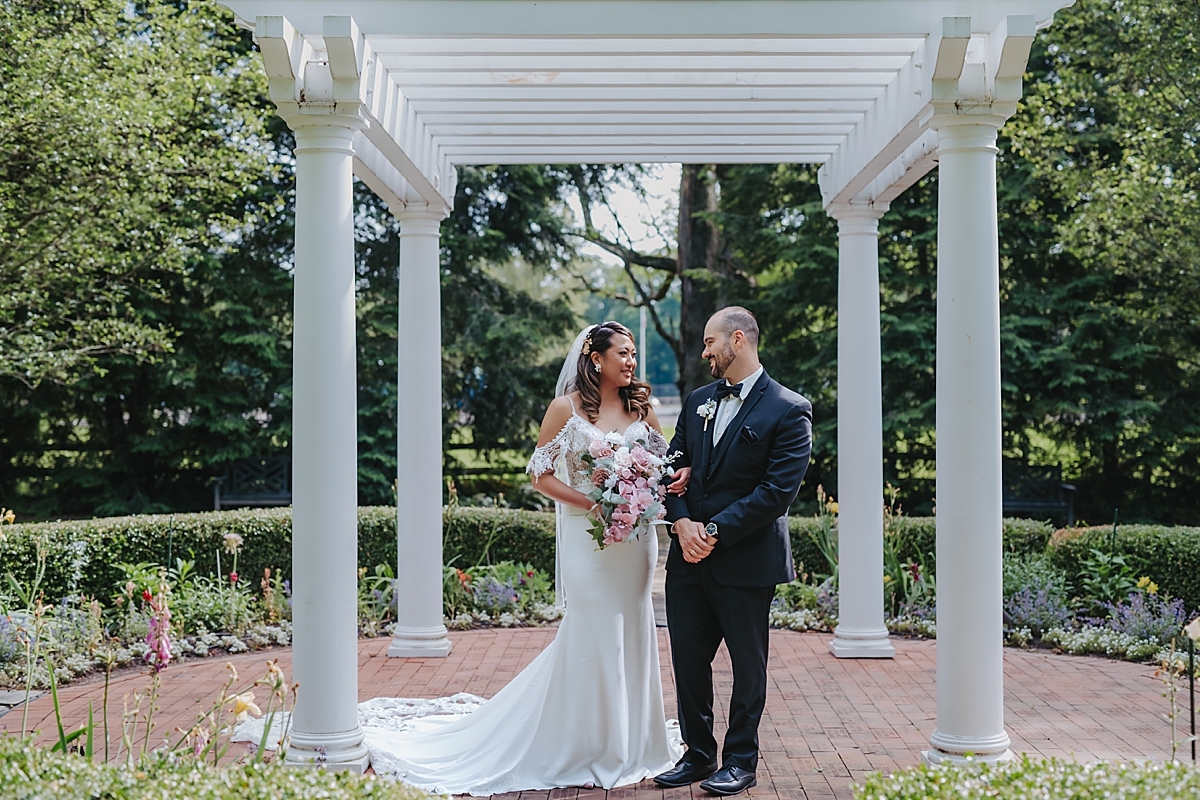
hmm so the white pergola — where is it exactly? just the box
[219,0,1073,773]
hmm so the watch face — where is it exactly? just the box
[705,522,718,538]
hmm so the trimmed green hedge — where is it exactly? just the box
[788,516,1054,579]
[856,757,1200,799]
[0,736,428,800]
[0,506,554,603]
[1049,524,1200,613]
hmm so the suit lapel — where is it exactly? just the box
[706,371,769,480]
[698,385,718,477]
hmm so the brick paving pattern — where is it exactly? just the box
[1,628,1173,799]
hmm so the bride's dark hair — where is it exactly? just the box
[575,321,653,423]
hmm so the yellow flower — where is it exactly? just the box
[883,575,892,584]
[826,501,839,515]
[231,691,262,723]
[1147,582,1159,595]
[1,508,13,525]
[1137,576,1150,589]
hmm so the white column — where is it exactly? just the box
[286,118,370,772]
[388,208,453,658]
[827,203,894,659]
[924,118,1012,766]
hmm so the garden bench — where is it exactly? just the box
[1002,460,1076,527]
[213,455,291,510]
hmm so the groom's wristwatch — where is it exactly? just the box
[705,522,718,540]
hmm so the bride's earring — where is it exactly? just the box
[594,363,602,373]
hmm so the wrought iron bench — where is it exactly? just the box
[213,455,291,510]
[1001,460,1076,527]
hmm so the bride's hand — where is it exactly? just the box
[666,467,692,496]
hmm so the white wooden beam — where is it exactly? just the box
[857,129,939,205]
[427,123,855,136]
[376,53,914,73]
[368,36,927,56]
[411,99,876,115]
[383,70,898,88]
[450,155,830,165]
[221,1,1076,39]
[399,85,888,101]
[322,16,454,209]
[352,132,415,210]
[817,35,934,207]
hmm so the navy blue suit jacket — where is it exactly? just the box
[663,370,812,587]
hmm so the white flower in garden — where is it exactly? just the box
[223,532,244,554]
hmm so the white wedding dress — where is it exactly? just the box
[359,409,682,794]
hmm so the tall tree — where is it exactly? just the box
[0,0,278,386]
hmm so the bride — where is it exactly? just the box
[365,321,686,795]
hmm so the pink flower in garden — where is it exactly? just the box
[589,439,614,459]
[144,586,172,673]
[230,572,239,584]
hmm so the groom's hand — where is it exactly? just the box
[673,518,715,563]
[666,467,691,496]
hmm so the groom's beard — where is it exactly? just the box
[708,344,736,379]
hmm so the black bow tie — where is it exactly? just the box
[715,382,743,400]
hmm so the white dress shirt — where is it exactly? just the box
[712,365,763,445]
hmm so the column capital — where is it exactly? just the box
[828,202,887,236]
[827,201,889,221]
[256,16,370,135]
[394,205,451,236]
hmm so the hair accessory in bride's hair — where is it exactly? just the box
[581,336,593,356]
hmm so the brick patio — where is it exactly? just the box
[0,627,1174,799]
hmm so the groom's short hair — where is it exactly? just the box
[712,306,759,348]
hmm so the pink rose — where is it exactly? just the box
[589,439,615,459]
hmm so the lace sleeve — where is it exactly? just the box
[527,419,571,481]
[526,440,561,481]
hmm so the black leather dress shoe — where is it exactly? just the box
[652,758,719,788]
[699,765,757,796]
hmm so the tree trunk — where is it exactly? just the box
[676,164,727,397]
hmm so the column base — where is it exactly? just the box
[388,624,453,658]
[922,729,1013,766]
[285,727,370,772]
[828,625,895,658]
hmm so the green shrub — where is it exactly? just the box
[0,735,429,800]
[1050,525,1200,613]
[788,516,1054,580]
[0,506,555,604]
[855,756,1200,799]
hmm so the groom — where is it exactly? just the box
[655,307,812,795]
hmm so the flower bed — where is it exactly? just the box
[855,757,1200,799]
[0,735,430,800]
[0,506,556,606]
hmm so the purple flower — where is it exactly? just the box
[1104,592,1188,643]
[1005,581,1072,636]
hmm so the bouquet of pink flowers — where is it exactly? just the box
[580,432,678,549]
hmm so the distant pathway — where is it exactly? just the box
[2,627,1172,799]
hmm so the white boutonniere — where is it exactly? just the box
[697,398,718,431]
